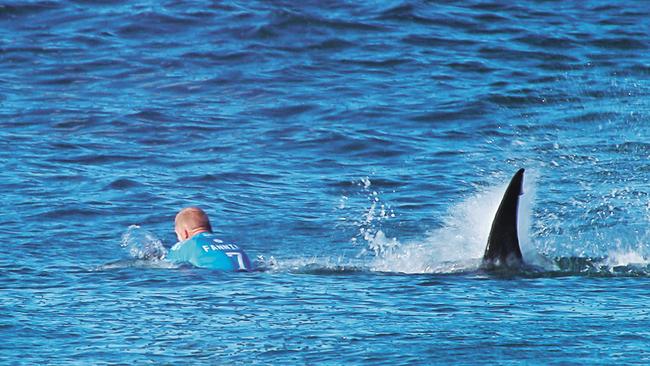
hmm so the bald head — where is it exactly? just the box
[174,206,213,241]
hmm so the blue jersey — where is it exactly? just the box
[166,232,252,271]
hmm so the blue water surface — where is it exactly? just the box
[2,0,650,364]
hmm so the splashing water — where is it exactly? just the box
[120,225,167,260]
[369,171,539,274]
[355,178,396,253]
[604,250,649,267]
[338,176,397,255]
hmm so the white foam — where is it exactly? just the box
[264,255,363,273]
[369,171,538,274]
[605,249,649,267]
[120,225,167,260]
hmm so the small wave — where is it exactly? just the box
[513,35,577,49]
[116,12,198,38]
[262,257,366,275]
[410,101,491,123]
[0,2,60,17]
[35,207,104,220]
[290,263,366,275]
[551,254,650,277]
[106,178,141,190]
[611,141,650,154]
[94,258,178,271]
[337,57,413,69]
[564,111,620,123]
[376,3,416,21]
[469,2,515,11]
[486,93,541,108]
[305,38,355,51]
[445,61,495,74]
[49,153,142,165]
[268,9,384,32]
[126,109,173,123]
[402,35,477,48]
[376,3,474,30]
[590,37,648,50]
[182,50,255,65]
[328,177,403,190]
[242,8,384,41]
[255,103,317,118]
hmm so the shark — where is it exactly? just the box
[478,168,649,276]
[481,168,526,269]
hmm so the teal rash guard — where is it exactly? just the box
[166,232,252,271]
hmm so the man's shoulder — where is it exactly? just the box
[170,234,209,252]
[194,233,241,247]
[170,240,197,256]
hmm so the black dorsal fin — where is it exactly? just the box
[482,168,525,267]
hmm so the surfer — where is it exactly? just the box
[166,206,252,271]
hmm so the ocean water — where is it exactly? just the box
[2,0,650,364]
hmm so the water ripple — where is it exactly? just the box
[3,0,650,364]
